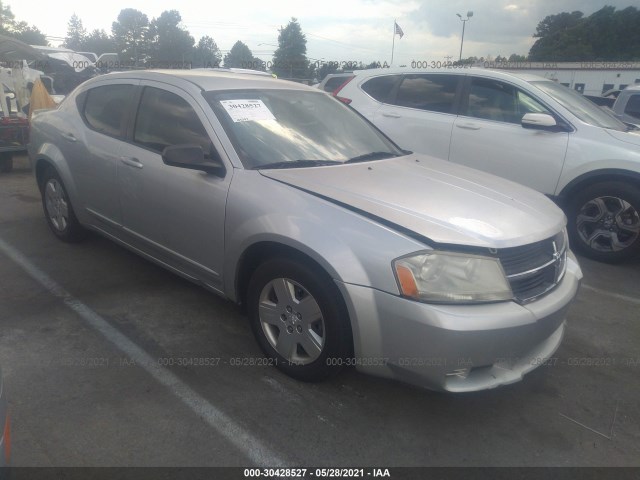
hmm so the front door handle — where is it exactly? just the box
[62,133,77,142]
[120,157,143,169]
[382,112,401,118]
[456,123,481,130]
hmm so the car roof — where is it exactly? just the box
[350,67,551,83]
[94,69,312,92]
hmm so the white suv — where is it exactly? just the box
[335,68,640,263]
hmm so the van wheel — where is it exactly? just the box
[41,167,85,242]
[247,257,352,381]
[567,181,640,262]
[0,154,13,173]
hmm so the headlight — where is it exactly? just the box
[393,251,513,304]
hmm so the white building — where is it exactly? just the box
[483,61,640,96]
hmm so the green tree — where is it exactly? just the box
[147,10,194,65]
[8,22,47,45]
[192,36,222,67]
[315,62,338,81]
[83,29,116,56]
[453,56,477,66]
[529,6,640,61]
[112,8,149,66]
[508,53,527,62]
[0,1,15,33]
[534,11,583,38]
[223,40,258,69]
[63,14,86,51]
[0,0,48,45]
[272,18,309,80]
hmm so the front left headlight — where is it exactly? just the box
[393,251,513,304]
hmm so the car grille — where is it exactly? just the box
[494,231,567,303]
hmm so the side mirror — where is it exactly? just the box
[162,144,225,175]
[521,113,557,129]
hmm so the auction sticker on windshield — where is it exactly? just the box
[220,99,276,122]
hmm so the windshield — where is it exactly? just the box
[204,89,402,169]
[531,80,628,131]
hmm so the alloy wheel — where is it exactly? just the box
[576,195,640,252]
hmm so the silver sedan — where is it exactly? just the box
[28,70,582,392]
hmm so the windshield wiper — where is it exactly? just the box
[345,151,402,164]
[254,160,342,170]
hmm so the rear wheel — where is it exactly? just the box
[247,257,352,381]
[567,181,640,262]
[0,154,13,173]
[41,167,85,242]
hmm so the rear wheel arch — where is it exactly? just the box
[35,157,57,192]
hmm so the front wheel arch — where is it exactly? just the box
[557,169,640,207]
[246,255,354,381]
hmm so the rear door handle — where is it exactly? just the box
[62,133,77,142]
[456,123,481,130]
[120,157,143,169]
[382,113,401,118]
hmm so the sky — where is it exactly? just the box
[6,0,638,65]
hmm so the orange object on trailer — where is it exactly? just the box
[28,78,57,122]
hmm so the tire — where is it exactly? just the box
[567,181,640,263]
[41,167,86,242]
[247,257,353,382]
[0,154,13,173]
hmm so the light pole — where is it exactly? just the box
[456,11,473,62]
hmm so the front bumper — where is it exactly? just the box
[337,252,582,392]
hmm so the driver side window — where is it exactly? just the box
[134,87,214,157]
[466,78,549,124]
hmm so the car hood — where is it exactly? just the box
[260,155,565,249]
[606,128,640,147]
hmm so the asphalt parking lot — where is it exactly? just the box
[1,154,639,468]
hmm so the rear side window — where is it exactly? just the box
[361,75,401,103]
[323,76,349,93]
[393,74,458,113]
[625,95,640,121]
[133,87,212,155]
[83,84,133,137]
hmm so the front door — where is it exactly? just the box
[449,76,569,194]
[117,82,231,291]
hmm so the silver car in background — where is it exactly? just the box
[28,70,582,392]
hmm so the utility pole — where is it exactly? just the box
[456,11,473,62]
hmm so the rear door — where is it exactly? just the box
[117,82,232,291]
[70,81,137,233]
[371,73,462,160]
[449,76,569,194]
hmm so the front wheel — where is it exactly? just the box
[41,167,86,242]
[567,181,640,263]
[247,257,353,381]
